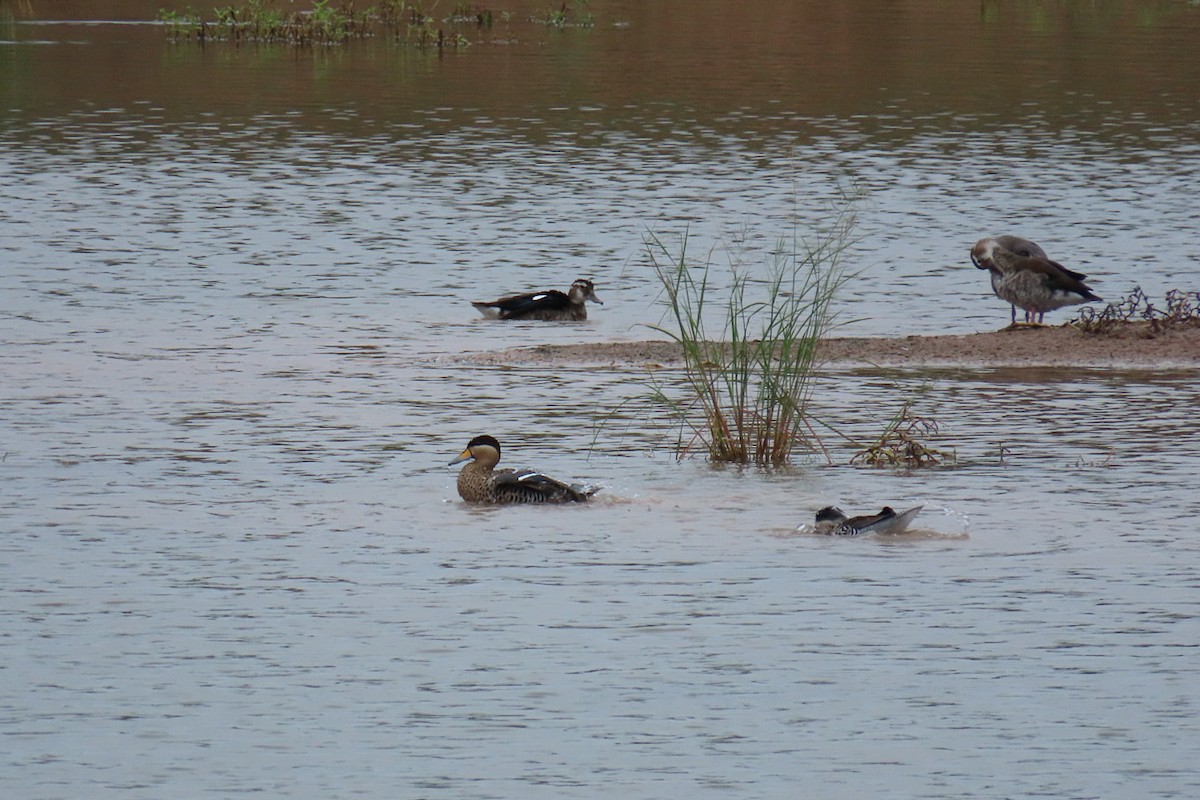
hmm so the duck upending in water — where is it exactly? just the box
[471,278,603,321]
[449,435,597,504]
[813,505,923,536]
[970,236,1101,326]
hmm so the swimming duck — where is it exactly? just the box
[471,278,602,321]
[813,505,923,536]
[970,237,1100,326]
[449,435,597,504]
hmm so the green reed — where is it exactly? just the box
[646,205,856,465]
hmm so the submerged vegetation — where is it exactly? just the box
[644,205,857,466]
[158,1,499,47]
[1071,287,1200,335]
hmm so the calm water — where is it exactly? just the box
[3,1,1200,798]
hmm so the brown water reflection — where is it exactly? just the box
[4,0,1199,132]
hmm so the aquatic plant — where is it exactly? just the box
[159,0,373,45]
[532,0,594,29]
[379,0,475,47]
[158,7,202,39]
[158,0,481,47]
[850,396,951,468]
[1071,450,1115,469]
[447,3,493,26]
[1072,286,1200,335]
[645,204,857,466]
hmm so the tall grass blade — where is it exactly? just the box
[645,198,858,465]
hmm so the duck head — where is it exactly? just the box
[568,279,603,306]
[970,237,1001,271]
[972,235,1047,272]
[815,506,848,524]
[450,435,502,468]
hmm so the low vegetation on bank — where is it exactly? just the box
[1071,287,1200,335]
[158,0,593,47]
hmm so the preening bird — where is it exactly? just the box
[970,236,1100,325]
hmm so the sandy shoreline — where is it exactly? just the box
[453,323,1200,369]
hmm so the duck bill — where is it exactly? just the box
[448,449,475,466]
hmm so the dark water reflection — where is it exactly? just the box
[3,2,1200,798]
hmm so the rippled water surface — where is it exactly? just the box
[3,1,1200,798]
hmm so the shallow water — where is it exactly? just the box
[3,2,1200,798]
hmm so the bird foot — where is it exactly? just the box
[1000,322,1047,332]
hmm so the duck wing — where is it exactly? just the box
[492,468,595,503]
[474,290,572,320]
[1053,263,1088,282]
[838,507,896,535]
[1009,255,1099,299]
[851,505,923,535]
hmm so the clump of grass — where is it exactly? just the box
[159,0,481,47]
[645,205,856,466]
[380,0,475,47]
[850,396,951,468]
[159,0,373,45]
[1072,286,1200,335]
[158,7,202,39]
[532,0,594,28]
[446,3,493,26]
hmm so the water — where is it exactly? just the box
[3,2,1200,797]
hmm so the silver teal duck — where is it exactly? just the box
[449,435,597,504]
[970,236,1100,325]
[471,278,602,321]
[813,505,923,536]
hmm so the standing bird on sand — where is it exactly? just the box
[986,235,1049,324]
[449,435,597,504]
[970,236,1101,326]
[471,278,603,321]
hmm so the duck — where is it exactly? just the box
[449,435,597,504]
[970,236,1101,326]
[812,505,923,536]
[471,278,602,321]
[987,235,1049,324]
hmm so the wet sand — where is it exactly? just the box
[456,323,1200,369]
